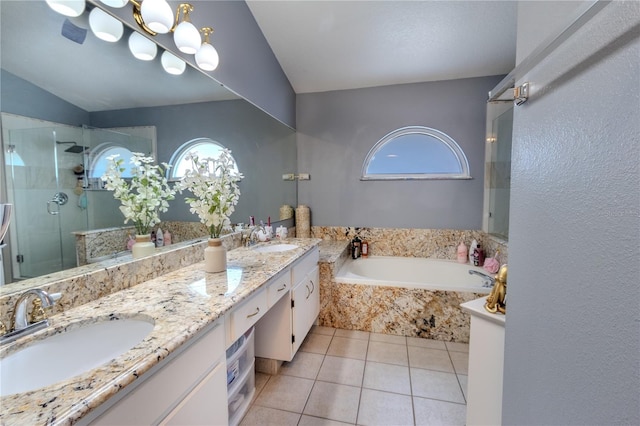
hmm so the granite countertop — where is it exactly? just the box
[0,238,321,426]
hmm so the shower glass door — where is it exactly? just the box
[6,125,89,279]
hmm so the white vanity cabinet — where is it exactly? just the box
[255,247,320,361]
[85,319,228,426]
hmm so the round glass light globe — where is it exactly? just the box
[129,32,157,61]
[89,7,123,42]
[161,51,186,75]
[195,43,219,71]
[174,21,201,55]
[45,0,86,17]
[140,0,174,34]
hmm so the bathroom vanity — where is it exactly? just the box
[0,238,321,425]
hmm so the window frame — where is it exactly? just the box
[361,126,471,181]
[167,137,239,182]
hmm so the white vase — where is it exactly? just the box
[132,234,155,259]
[205,238,226,273]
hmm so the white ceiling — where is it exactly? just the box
[247,1,517,94]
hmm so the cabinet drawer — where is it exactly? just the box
[229,288,267,341]
[266,270,292,307]
[292,247,319,285]
[91,321,225,425]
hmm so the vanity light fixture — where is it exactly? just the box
[195,27,219,71]
[128,31,157,60]
[89,7,124,42]
[97,0,129,7]
[45,0,86,17]
[172,4,201,54]
[161,50,186,75]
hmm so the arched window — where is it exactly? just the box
[90,144,136,178]
[361,126,471,180]
[168,138,239,181]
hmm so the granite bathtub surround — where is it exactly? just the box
[0,232,242,328]
[313,226,507,343]
[311,226,508,264]
[0,238,321,425]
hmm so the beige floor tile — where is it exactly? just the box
[303,381,361,424]
[413,397,466,426]
[334,328,370,340]
[457,375,468,402]
[407,336,447,350]
[280,351,325,380]
[445,341,469,353]
[410,368,466,404]
[366,340,409,366]
[317,355,365,387]
[449,351,469,375]
[254,374,315,413]
[240,405,301,426]
[407,346,454,373]
[357,388,414,426]
[253,372,270,401]
[300,333,333,355]
[312,325,337,336]
[327,336,369,360]
[362,361,411,395]
[299,414,355,425]
[369,332,407,345]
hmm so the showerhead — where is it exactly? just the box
[56,141,88,153]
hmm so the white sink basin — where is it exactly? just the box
[0,317,154,396]
[252,243,299,253]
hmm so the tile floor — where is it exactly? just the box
[240,326,469,426]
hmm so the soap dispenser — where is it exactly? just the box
[456,241,468,263]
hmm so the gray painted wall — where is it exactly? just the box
[503,2,639,424]
[89,99,296,225]
[1,70,90,126]
[296,75,503,229]
[96,0,296,128]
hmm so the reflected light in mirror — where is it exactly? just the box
[45,0,86,17]
[129,32,158,61]
[98,0,128,7]
[161,51,186,75]
[140,0,174,34]
[89,7,124,42]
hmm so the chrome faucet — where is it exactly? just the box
[468,270,495,288]
[245,225,266,247]
[1,289,56,345]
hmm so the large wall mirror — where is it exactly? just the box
[0,0,297,288]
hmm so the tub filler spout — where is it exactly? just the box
[468,270,495,288]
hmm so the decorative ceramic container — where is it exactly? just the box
[204,238,226,273]
[132,234,155,259]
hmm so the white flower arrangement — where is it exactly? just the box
[179,149,243,239]
[101,153,176,236]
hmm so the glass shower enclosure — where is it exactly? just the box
[3,122,153,281]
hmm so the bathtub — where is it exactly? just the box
[335,256,493,293]
[321,256,493,342]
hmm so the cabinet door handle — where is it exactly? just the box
[277,284,287,292]
[305,284,311,300]
[309,279,315,294]
[247,307,260,318]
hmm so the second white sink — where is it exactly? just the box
[0,317,154,396]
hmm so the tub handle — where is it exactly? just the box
[246,307,260,318]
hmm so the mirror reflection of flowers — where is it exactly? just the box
[179,149,243,239]
[101,153,176,236]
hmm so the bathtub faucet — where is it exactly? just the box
[468,270,495,288]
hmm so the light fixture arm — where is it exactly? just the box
[200,26,213,44]
[130,1,194,36]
